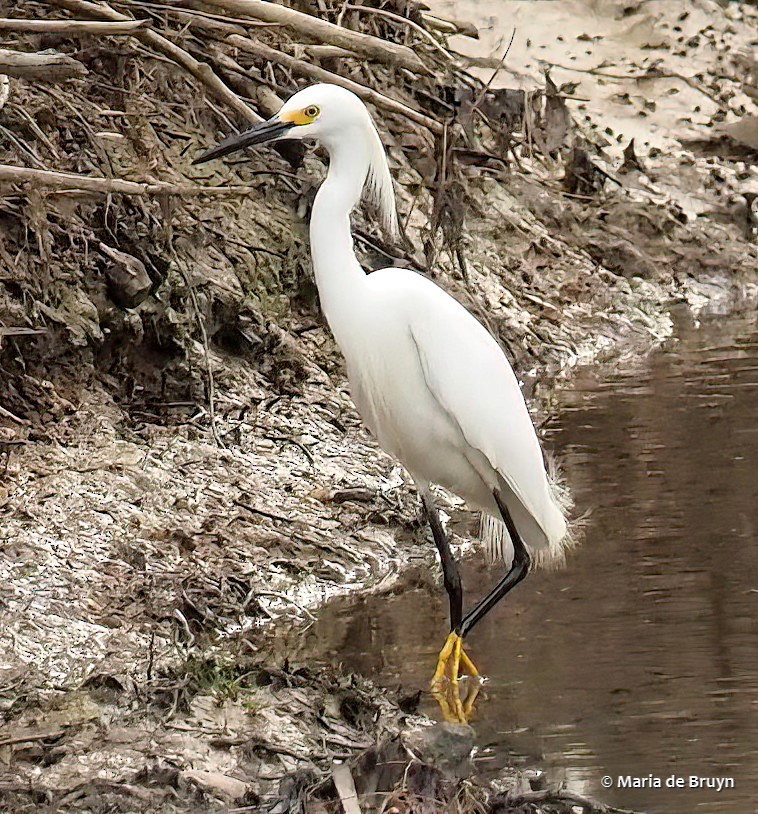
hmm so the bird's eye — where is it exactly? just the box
[304,105,320,119]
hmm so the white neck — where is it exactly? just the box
[309,127,374,344]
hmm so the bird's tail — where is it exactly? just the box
[481,457,579,569]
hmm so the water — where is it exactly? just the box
[295,309,758,813]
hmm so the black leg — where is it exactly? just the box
[459,491,531,637]
[422,493,463,632]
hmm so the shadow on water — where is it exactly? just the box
[291,308,758,813]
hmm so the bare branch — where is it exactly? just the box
[227,34,442,134]
[0,163,264,196]
[40,0,259,123]
[0,47,87,80]
[0,730,65,747]
[0,17,150,34]
[421,12,479,40]
[343,3,455,63]
[0,404,30,426]
[199,0,427,73]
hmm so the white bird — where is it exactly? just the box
[195,83,569,721]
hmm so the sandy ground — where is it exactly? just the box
[1,0,757,811]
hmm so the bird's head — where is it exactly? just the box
[193,84,373,164]
[194,83,398,237]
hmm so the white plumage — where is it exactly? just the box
[298,84,568,562]
[196,82,572,720]
[199,82,569,560]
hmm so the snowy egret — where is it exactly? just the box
[195,84,569,722]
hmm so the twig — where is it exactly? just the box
[40,0,259,123]
[113,0,281,28]
[263,431,315,465]
[335,0,350,28]
[137,5,244,38]
[199,0,426,73]
[343,3,454,63]
[0,48,87,80]
[421,12,478,40]
[0,327,47,339]
[0,730,66,748]
[473,27,516,110]
[6,102,60,156]
[233,498,292,524]
[252,590,317,621]
[178,263,225,449]
[296,44,355,60]
[227,35,442,134]
[172,608,196,646]
[0,404,30,425]
[0,163,266,196]
[0,17,150,33]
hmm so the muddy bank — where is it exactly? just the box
[1,0,757,811]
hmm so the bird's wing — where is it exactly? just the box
[373,268,566,549]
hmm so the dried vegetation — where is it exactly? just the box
[0,0,756,811]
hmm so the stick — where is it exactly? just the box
[473,27,516,109]
[421,12,479,40]
[0,48,87,80]
[181,264,225,449]
[0,730,66,748]
[0,17,151,33]
[332,761,362,814]
[233,498,292,524]
[253,590,317,621]
[0,327,47,338]
[297,44,355,60]
[199,0,426,73]
[227,34,442,134]
[343,3,454,63]
[40,0,259,123]
[134,4,244,37]
[0,163,266,196]
[114,0,281,30]
[0,403,30,425]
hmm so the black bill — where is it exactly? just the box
[192,118,295,165]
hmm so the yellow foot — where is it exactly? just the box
[429,631,481,723]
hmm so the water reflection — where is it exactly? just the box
[294,309,758,813]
